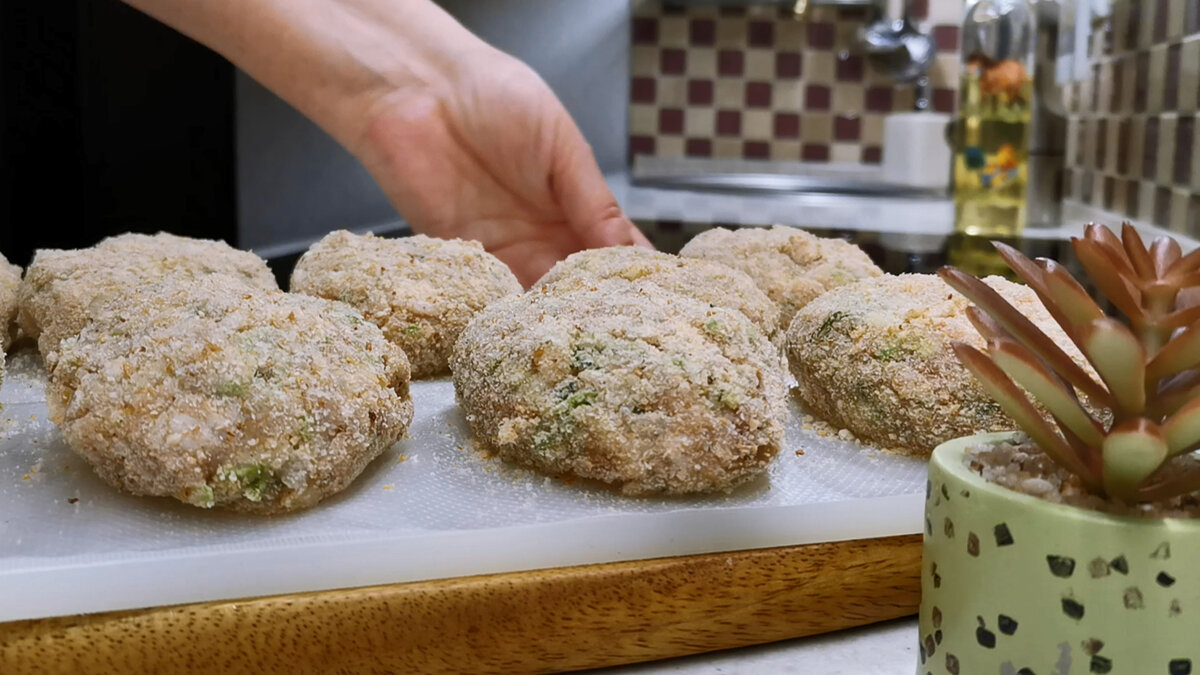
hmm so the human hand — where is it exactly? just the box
[353,48,651,287]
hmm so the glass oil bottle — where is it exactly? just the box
[953,0,1036,238]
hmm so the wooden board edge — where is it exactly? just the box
[0,534,923,674]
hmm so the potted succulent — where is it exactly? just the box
[919,224,1200,674]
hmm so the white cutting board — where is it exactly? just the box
[0,351,926,622]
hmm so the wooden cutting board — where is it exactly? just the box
[0,534,921,674]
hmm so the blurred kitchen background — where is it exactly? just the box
[2,0,1199,267]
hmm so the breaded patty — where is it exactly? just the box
[19,232,277,356]
[290,231,522,379]
[785,273,1082,456]
[450,281,785,495]
[534,246,782,340]
[46,276,414,513]
[679,226,883,333]
[0,253,19,351]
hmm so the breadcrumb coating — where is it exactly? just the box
[450,281,786,495]
[46,275,414,513]
[290,231,522,379]
[534,246,782,340]
[18,232,277,356]
[679,226,883,333]
[0,253,19,352]
[785,273,1084,457]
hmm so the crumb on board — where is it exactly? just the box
[396,454,409,464]
[382,484,394,491]
[794,449,805,456]
[67,497,79,504]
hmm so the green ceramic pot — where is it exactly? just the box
[919,432,1200,675]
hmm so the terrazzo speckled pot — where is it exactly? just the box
[918,432,1200,675]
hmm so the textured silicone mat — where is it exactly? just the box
[0,350,926,621]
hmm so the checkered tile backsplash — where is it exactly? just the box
[1062,0,1200,235]
[629,0,966,164]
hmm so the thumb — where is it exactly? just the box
[552,118,652,250]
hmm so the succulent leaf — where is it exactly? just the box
[1078,318,1147,416]
[953,342,1100,486]
[1149,236,1182,278]
[1163,397,1200,457]
[940,267,1112,407]
[1073,238,1145,320]
[1102,419,1168,500]
[1085,224,1139,279]
[1146,321,1200,383]
[1167,246,1200,280]
[1136,459,1200,502]
[989,341,1105,448]
[1120,222,1157,281]
[1041,261,1105,333]
[1162,303,1200,330]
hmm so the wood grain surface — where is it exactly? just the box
[0,534,921,674]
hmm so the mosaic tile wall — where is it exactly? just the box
[1063,0,1200,235]
[628,0,966,164]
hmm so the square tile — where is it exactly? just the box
[748,19,775,48]
[836,53,865,81]
[1149,45,1167,114]
[776,52,803,78]
[687,79,713,105]
[861,113,885,145]
[661,48,688,75]
[629,105,658,135]
[660,16,688,48]
[834,115,861,141]
[1144,116,1160,179]
[774,112,801,138]
[802,112,833,142]
[690,18,716,46]
[685,107,715,136]
[807,22,835,49]
[831,143,861,163]
[1181,38,1200,113]
[745,49,775,79]
[657,77,687,107]
[715,109,742,136]
[631,46,659,76]
[685,137,713,157]
[1170,188,1192,233]
[1117,118,1132,176]
[865,86,895,112]
[713,138,742,158]
[629,135,655,157]
[659,108,685,135]
[688,48,717,78]
[1139,180,1158,221]
[929,54,961,89]
[657,136,685,158]
[862,145,883,163]
[743,109,773,140]
[717,50,744,77]
[1155,0,1170,43]
[802,143,831,161]
[1157,114,1178,184]
[772,80,804,109]
[933,88,956,113]
[926,0,963,25]
[1170,0,1188,40]
[716,17,747,47]
[832,83,864,113]
[806,84,832,110]
[1096,118,1109,171]
[1176,115,1194,185]
[745,81,773,108]
[714,80,743,107]
[768,140,801,161]
[632,17,659,45]
[933,25,960,52]
[1128,115,1146,179]
[806,51,836,83]
[1156,185,1173,228]
[631,77,657,104]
